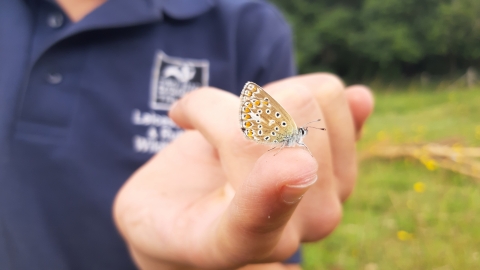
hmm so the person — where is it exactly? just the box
[114,75,373,270]
[0,0,374,269]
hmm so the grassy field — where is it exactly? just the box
[303,86,480,269]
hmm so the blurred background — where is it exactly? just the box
[270,0,480,269]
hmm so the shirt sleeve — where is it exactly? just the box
[234,1,296,94]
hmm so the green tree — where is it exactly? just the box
[271,0,480,83]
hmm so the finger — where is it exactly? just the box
[265,73,355,200]
[169,87,272,188]
[345,85,374,140]
[261,82,336,195]
[261,74,353,242]
[169,87,238,137]
[213,149,318,266]
[241,83,341,242]
[304,74,357,201]
[169,87,269,156]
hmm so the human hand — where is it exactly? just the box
[113,73,374,269]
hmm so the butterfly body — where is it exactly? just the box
[282,127,308,147]
[239,82,323,153]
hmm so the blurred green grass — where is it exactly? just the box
[303,87,480,269]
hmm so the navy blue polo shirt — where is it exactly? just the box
[0,0,296,268]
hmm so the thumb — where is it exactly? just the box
[213,149,318,266]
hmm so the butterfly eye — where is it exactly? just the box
[246,130,254,137]
[264,97,269,101]
[242,114,251,120]
[273,140,278,143]
[275,112,281,118]
[256,120,261,123]
[271,131,276,136]
[274,126,279,131]
[257,109,262,114]
[265,109,271,114]
[264,136,270,141]
[281,121,287,127]
[247,84,255,90]
[244,90,252,97]
[258,125,262,129]
[258,130,263,135]
[254,100,261,107]
[242,106,251,113]
[244,122,252,128]
[246,102,253,108]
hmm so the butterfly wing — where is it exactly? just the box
[239,82,297,144]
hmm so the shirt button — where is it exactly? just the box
[46,73,63,84]
[47,13,64,28]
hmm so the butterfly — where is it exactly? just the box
[239,81,325,155]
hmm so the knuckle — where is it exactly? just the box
[303,197,343,241]
[339,167,358,202]
[276,84,317,113]
[313,73,345,91]
[180,87,217,108]
[310,73,347,102]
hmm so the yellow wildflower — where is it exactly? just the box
[397,230,413,241]
[414,182,426,193]
[423,159,437,171]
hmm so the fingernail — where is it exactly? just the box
[281,175,317,204]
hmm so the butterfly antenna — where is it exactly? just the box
[306,127,326,131]
[304,119,322,126]
[303,119,326,131]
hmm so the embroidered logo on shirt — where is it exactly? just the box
[150,51,209,111]
[130,51,209,154]
[131,110,180,153]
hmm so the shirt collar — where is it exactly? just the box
[157,0,216,20]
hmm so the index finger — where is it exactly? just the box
[169,87,266,187]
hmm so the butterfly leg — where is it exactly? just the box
[273,143,287,156]
[268,146,277,152]
[298,142,313,157]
